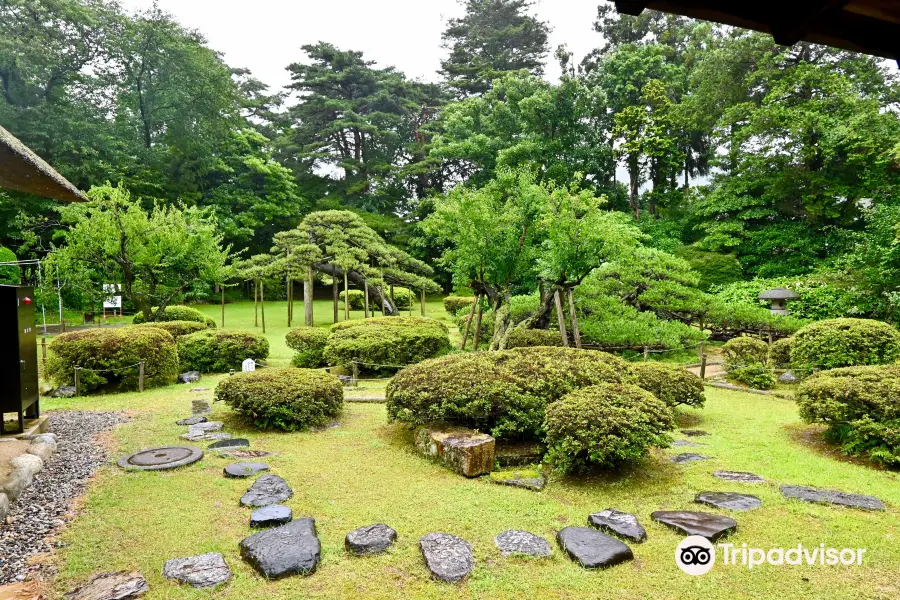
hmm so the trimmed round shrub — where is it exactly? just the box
[797,365,900,467]
[769,337,793,367]
[388,287,414,309]
[339,290,366,311]
[0,246,19,284]
[544,384,676,474]
[791,318,900,371]
[723,336,770,365]
[628,362,705,408]
[506,328,563,348]
[215,368,343,431]
[386,347,632,440]
[444,296,475,315]
[134,320,207,340]
[132,305,216,328]
[178,330,270,373]
[324,316,450,369]
[46,328,178,393]
[286,327,330,368]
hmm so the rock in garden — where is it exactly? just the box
[178,371,201,384]
[27,442,54,462]
[414,426,494,478]
[50,386,76,398]
[189,387,209,393]
[494,530,551,558]
[495,442,545,467]
[1,469,33,502]
[191,400,212,415]
[651,511,737,542]
[556,527,633,569]
[32,434,59,450]
[778,371,799,384]
[0,493,8,523]
[670,440,698,448]
[240,518,320,578]
[672,453,710,464]
[10,454,43,478]
[63,571,149,600]
[587,509,647,543]
[217,449,273,460]
[187,421,223,433]
[489,470,546,492]
[713,470,765,484]
[251,505,293,528]
[162,552,231,588]
[224,462,269,478]
[680,430,709,437]
[420,533,474,583]
[181,431,231,442]
[240,474,293,508]
[780,485,885,511]
[345,524,398,556]
[209,438,249,450]
[695,491,762,511]
[176,416,207,426]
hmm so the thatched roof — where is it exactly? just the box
[0,125,87,202]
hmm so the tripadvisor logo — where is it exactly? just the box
[675,537,867,575]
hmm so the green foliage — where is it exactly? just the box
[389,287,414,309]
[769,337,794,368]
[285,327,330,368]
[727,364,777,390]
[339,290,365,311]
[791,318,900,371]
[215,368,343,432]
[131,305,215,327]
[506,328,563,348]
[133,320,207,340]
[544,384,675,474]
[627,362,705,408]
[46,328,178,393]
[0,246,19,284]
[178,330,270,373]
[324,317,450,369]
[443,296,475,315]
[723,336,776,389]
[797,366,900,467]
[673,246,743,291]
[712,275,868,321]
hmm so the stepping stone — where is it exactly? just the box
[210,438,249,450]
[162,552,231,588]
[672,453,710,464]
[178,371,201,384]
[187,421,223,433]
[176,416,207,426]
[192,400,212,415]
[224,462,269,478]
[780,485,885,511]
[251,505,293,528]
[651,511,737,542]
[414,426,494,477]
[489,469,546,491]
[494,530,551,558]
[420,533,474,583]
[241,474,293,508]
[63,571,149,600]
[345,524,398,556]
[587,509,647,543]
[713,470,765,484]
[556,527,633,569]
[240,518,320,578]
[190,387,210,393]
[670,440,699,448]
[181,431,232,442]
[216,449,273,460]
[680,430,709,437]
[695,491,762,511]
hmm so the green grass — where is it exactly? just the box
[46,382,900,599]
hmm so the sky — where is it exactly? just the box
[118,0,605,92]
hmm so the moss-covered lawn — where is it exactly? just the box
[45,381,899,600]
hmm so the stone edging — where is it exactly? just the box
[704,381,794,400]
[0,433,59,524]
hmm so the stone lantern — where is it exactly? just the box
[758,287,799,316]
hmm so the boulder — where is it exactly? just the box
[587,509,647,543]
[695,491,762,511]
[1,468,33,502]
[178,371,201,384]
[32,434,58,450]
[162,552,231,588]
[176,416,208,426]
[414,426,494,478]
[224,462,269,478]
[780,485,885,511]
[240,518,320,578]
[27,442,54,462]
[50,386,76,398]
[420,533,474,583]
[489,469,545,492]
[345,524,398,556]
[494,530,551,558]
[713,470,765,484]
[0,492,8,523]
[251,505,293,528]
[241,474,293,508]
[651,511,737,542]
[10,453,43,478]
[63,571,149,600]
[778,371,799,384]
[556,527,633,569]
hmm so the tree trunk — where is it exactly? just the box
[460,293,479,350]
[333,277,338,323]
[420,288,425,317]
[260,280,266,334]
[287,277,293,327]
[254,279,259,327]
[488,294,512,350]
[58,285,65,333]
[364,280,370,318]
[344,271,350,320]
[629,157,640,219]
[554,290,569,347]
[567,287,581,349]
[313,263,398,316]
[221,286,225,328]
[304,268,314,327]
[472,297,484,349]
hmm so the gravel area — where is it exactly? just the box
[0,411,128,584]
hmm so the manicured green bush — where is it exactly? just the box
[132,305,216,328]
[383,287,413,309]
[286,327,330,368]
[215,368,343,431]
[444,296,475,315]
[674,246,743,291]
[46,328,178,393]
[134,320,207,340]
[339,290,366,310]
[506,328,563,348]
[769,337,793,367]
[324,316,450,369]
[628,362,705,408]
[0,246,19,284]
[791,318,900,371]
[797,366,900,467]
[178,330,269,373]
[723,336,776,389]
[544,384,676,474]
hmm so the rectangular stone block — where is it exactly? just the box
[415,426,495,478]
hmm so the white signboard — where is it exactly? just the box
[242,359,256,372]
[102,283,121,309]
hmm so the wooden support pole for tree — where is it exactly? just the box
[364,280,370,319]
[333,277,339,323]
[344,271,350,321]
[221,286,225,328]
[260,280,266,334]
[138,361,145,393]
[304,267,314,327]
[566,287,581,349]
[254,279,259,327]
[420,288,425,317]
[74,367,80,397]
[700,341,707,379]
[472,296,484,349]
[460,293,479,350]
[390,284,395,312]
[554,290,569,347]
[41,336,47,371]
[352,361,359,388]
[643,346,649,362]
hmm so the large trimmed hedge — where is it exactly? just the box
[339,290,366,311]
[215,368,343,431]
[769,337,793,368]
[178,330,270,373]
[286,327,330,368]
[797,366,900,466]
[324,316,450,369]
[134,320,207,340]
[791,318,900,371]
[627,362,705,408]
[506,328,563,348]
[443,296,475,315]
[132,305,216,328]
[46,328,178,393]
[723,336,775,389]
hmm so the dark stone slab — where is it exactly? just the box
[556,527,633,569]
[187,421,223,433]
[713,470,765,484]
[178,371,201,384]
[190,387,209,393]
[162,552,231,588]
[63,571,149,600]
[672,453,710,464]
[780,485,885,511]
[670,440,699,448]
[587,509,647,543]
[192,400,212,415]
[651,511,737,542]
[494,530,551,558]
[176,416,207,426]
[420,533,474,583]
[210,438,250,450]
[696,491,762,511]
[240,518,320,578]
[489,470,546,491]
[241,474,293,508]
[345,524,398,556]
[251,505,293,528]
[224,462,269,478]
[680,430,709,437]
[216,449,273,460]
[181,431,231,443]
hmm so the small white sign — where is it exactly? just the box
[102,283,121,309]
[242,359,256,372]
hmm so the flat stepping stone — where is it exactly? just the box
[162,552,231,588]
[190,387,210,392]
[210,438,249,450]
[187,421,223,433]
[557,527,633,569]
[651,511,737,542]
[240,518,320,578]
[345,524,398,556]
[494,530,551,558]
[63,571,149,600]
[216,449,273,459]
[117,446,203,471]
[489,469,546,491]
[420,533,474,583]
[224,462,269,478]
[780,485,885,511]
[680,429,709,437]
[670,440,699,447]
[587,509,647,543]
[176,416,207,426]
[696,491,762,511]
[181,431,232,442]
[241,474,293,507]
[192,400,212,415]
[713,470,765,484]
[251,505,293,528]
[672,453,711,464]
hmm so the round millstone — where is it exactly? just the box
[118,446,203,471]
